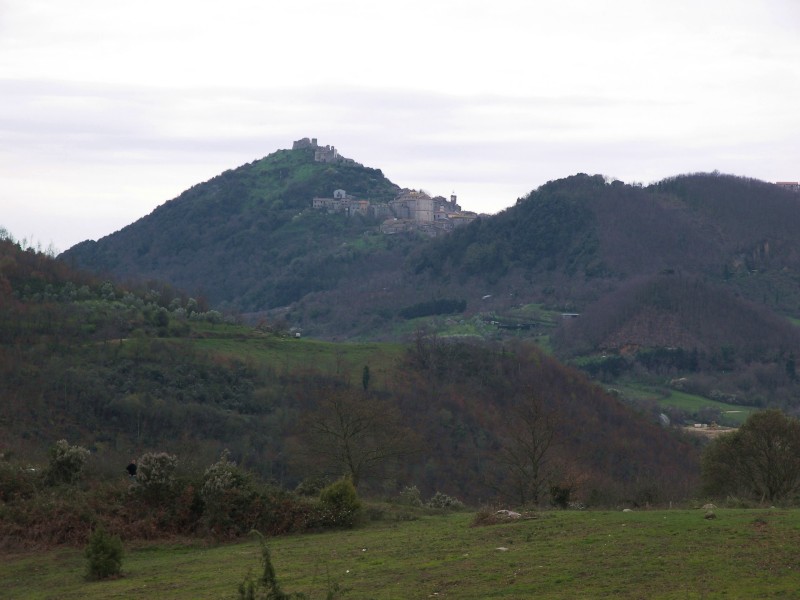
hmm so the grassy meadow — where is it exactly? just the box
[3,508,800,599]
[617,383,756,427]
[187,323,405,383]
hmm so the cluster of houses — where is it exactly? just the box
[312,188,478,235]
[295,137,479,235]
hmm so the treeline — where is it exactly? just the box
[399,298,466,319]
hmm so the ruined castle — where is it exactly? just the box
[292,137,361,166]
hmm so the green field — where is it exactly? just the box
[658,390,755,425]
[3,508,800,599]
[617,383,756,426]
[185,325,405,383]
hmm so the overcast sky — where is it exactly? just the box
[2,0,799,252]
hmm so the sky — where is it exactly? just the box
[2,0,799,252]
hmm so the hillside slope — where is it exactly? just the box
[61,145,403,311]
[3,237,699,505]
[411,172,800,312]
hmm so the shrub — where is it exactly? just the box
[46,440,89,485]
[85,526,123,580]
[550,484,571,509]
[397,485,423,507]
[201,450,245,501]
[201,450,259,535]
[136,452,177,502]
[317,477,361,528]
[294,476,328,497]
[471,508,495,527]
[0,462,38,502]
[426,491,464,510]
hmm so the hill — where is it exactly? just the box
[61,142,406,311]
[1,236,699,508]
[410,172,800,312]
[551,275,800,415]
[405,173,800,417]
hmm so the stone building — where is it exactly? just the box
[776,181,800,192]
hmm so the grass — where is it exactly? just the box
[658,390,755,425]
[181,325,405,383]
[3,508,800,599]
[617,383,756,426]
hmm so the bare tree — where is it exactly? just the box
[300,386,416,488]
[491,392,558,506]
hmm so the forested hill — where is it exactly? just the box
[410,172,800,311]
[1,237,700,506]
[61,145,402,311]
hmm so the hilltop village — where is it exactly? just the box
[294,137,479,235]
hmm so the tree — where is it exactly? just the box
[491,392,557,506]
[702,409,800,503]
[362,365,370,391]
[300,385,415,488]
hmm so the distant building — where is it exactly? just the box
[292,137,362,166]
[315,145,340,163]
[302,140,477,234]
[381,218,417,234]
[292,137,318,149]
[312,190,370,216]
[776,181,800,192]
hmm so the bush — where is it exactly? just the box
[550,484,572,509]
[201,450,246,501]
[294,476,328,497]
[317,477,361,528]
[85,526,123,580]
[0,462,38,502]
[136,452,177,502]
[426,491,464,510]
[397,485,423,507]
[201,450,259,535]
[46,440,90,485]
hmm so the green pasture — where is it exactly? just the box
[618,383,756,426]
[658,390,755,425]
[186,330,405,383]
[3,508,800,599]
